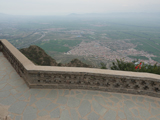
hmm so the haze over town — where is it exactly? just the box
[0,0,160,67]
[1,0,160,15]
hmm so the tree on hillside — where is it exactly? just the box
[110,59,160,75]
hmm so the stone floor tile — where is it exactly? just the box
[0,90,10,98]
[23,90,31,100]
[138,107,151,119]
[50,108,60,118]
[124,100,136,108]
[151,108,160,116]
[110,97,120,104]
[0,95,16,105]
[136,102,146,108]
[150,103,158,108]
[99,119,104,120]
[45,103,58,111]
[145,98,155,103]
[38,110,48,116]
[10,89,18,95]
[60,105,66,110]
[70,109,79,120]
[137,96,144,102]
[156,114,160,118]
[132,96,137,101]
[0,70,7,75]
[35,98,52,110]
[112,94,123,99]
[57,96,68,105]
[158,101,160,106]
[1,84,13,91]
[133,117,142,120]
[76,93,83,99]
[106,101,113,106]
[23,106,37,120]
[118,111,126,119]
[76,90,81,94]
[123,95,131,99]
[18,96,26,101]
[29,95,37,105]
[67,97,80,108]
[79,118,86,120]
[78,100,91,117]
[70,91,74,95]
[124,106,134,120]
[81,90,86,94]
[92,100,107,116]
[130,108,139,116]
[46,90,57,100]
[13,92,23,98]
[94,96,107,106]
[87,91,99,95]
[64,90,70,95]
[0,83,7,89]
[83,94,93,100]
[144,101,150,109]
[15,115,22,120]
[36,90,49,98]
[9,101,28,114]
[103,109,117,120]
[16,84,29,93]
[149,117,159,120]
[29,89,40,96]
[59,109,72,120]
[87,112,100,120]
[9,80,24,87]
[58,90,64,96]
[2,75,10,81]
[0,79,7,84]
[8,114,15,119]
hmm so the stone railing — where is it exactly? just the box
[0,39,160,98]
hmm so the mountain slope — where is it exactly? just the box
[20,45,57,66]
[20,45,91,68]
[65,59,91,67]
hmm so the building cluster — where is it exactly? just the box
[65,41,159,65]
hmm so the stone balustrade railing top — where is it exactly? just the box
[0,39,160,98]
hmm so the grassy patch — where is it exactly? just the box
[36,39,82,53]
[128,55,149,60]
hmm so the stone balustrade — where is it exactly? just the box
[0,39,160,98]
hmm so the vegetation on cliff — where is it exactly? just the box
[110,59,160,75]
[65,59,91,67]
[20,45,58,66]
[20,45,91,68]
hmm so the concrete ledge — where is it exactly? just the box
[1,39,160,98]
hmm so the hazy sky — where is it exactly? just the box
[0,0,160,15]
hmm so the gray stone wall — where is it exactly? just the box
[1,42,30,87]
[27,71,160,97]
[0,41,2,52]
[1,39,160,98]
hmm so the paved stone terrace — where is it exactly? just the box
[1,52,160,120]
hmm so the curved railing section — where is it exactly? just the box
[0,39,160,98]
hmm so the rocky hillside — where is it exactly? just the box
[20,45,57,66]
[20,45,91,68]
[65,59,91,67]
